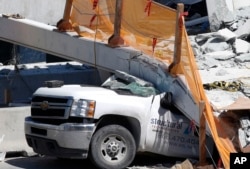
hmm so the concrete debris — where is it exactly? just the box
[239,78,250,87]
[214,28,237,42]
[128,158,208,169]
[208,0,232,31]
[234,39,250,55]
[235,19,250,39]
[201,38,232,53]
[210,5,250,40]
[194,33,214,44]
[235,53,250,63]
[238,117,250,149]
[191,30,240,56]
[196,57,218,70]
[203,51,235,61]
[189,11,250,110]
[207,90,246,110]
[235,6,250,18]
[190,27,250,68]
[194,33,213,44]
[170,159,194,169]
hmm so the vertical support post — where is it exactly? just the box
[57,0,73,32]
[168,3,184,72]
[108,0,124,47]
[113,0,122,38]
[199,101,207,166]
[4,89,11,105]
[63,0,73,21]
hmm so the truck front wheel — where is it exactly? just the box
[90,124,136,169]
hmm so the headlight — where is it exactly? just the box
[70,99,96,118]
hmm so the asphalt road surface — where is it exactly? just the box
[0,153,184,169]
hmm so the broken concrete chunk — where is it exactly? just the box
[233,39,250,54]
[204,57,220,68]
[234,19,250,39]
[235,53,250,63]
[196,57,219,70]
[228,22,238,31]
[171,159,195,169]
[235,6,250,21]
[194,32,213,44]
[203,51,236,61]
[201,37,231,53]
[236,19,245,30]
[189,36,202,56]
[192,46,201,56]
[214,28,236,41]
[190,42,201,56]
[239,117,250,150]
[246,63,250,69]
[239,77,250,86]
[208,0,233,32]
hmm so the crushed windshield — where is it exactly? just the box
[102,71,160,97]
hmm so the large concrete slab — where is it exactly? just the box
[0,0,65,25]
[0,15,170,92]
[206,0,250,15]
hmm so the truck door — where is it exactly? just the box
[144,93,200,158]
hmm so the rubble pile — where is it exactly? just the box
[192,5,250,68]
[188,6,250,109]
[187,5,250,161]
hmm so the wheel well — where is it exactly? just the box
[95,115,141,149]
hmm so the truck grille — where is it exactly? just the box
[31,96,73,119]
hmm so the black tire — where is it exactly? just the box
[90,125,136,169]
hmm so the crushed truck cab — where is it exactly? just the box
[25,71,213,169]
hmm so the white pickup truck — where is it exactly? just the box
[24,71,213,169]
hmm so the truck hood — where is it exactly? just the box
[34,85,117,99]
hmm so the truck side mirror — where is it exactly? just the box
[160,92,173,109]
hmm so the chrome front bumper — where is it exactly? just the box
[24,117,95,158]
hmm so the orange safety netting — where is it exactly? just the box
[170,17,237,169]
[70,0,177,64]
[69,0,236,168]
